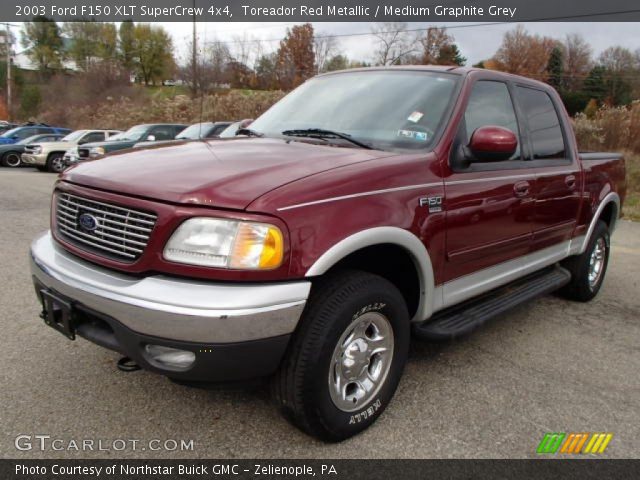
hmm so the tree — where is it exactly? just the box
[21,16,64,76]
[562,33,592,90]
[254,53,278,90]
[314,35,339,73]
[583,66,607,102]
[132,24,174,85]
[275,23,315,90]
[546,45,564,89]
[325,54,349,72]
[417,27,464,65]
[371,22,416,66]
[491,25,556,79]
[64,22,118,71]
[598,46,635,105]
[119,20,136,73]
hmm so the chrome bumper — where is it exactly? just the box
[30,232,310,343]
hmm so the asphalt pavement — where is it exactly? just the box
[1,168,638,458]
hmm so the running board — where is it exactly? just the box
[413,266,571,341]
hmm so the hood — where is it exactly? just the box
[32,141,74,150]
[63,138,393,210]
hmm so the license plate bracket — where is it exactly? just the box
[40,289,77,340]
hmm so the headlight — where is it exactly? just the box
[163,218,284,269]
[32,146,42,154]
[89,147,105,157]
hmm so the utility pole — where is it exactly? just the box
[4,23,10,121]
[192,0,198,95]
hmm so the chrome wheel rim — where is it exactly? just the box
[328,311,394,412]
[51,156,64,172]
[588,237,606,289]
[5,153,20,167]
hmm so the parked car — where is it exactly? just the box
[218,119,254,138]
[29,67,626,441]
[71,124,187,163]
[133,121,232,148]
[0,124,71,145]
[21,129,122,173]
[0,133,65,168]
[0,121,18,135]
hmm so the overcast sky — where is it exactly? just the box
[165,22,640,66]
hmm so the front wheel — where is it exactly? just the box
[272,270,409,441]
[1,151,22,168]
[560,220,610,302]
[46,153,65,173]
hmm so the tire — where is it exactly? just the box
[272,270,410,441]
[46,153,65,173]
[1,151,22,168]
[560,220,610,302]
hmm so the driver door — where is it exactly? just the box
[442,79,535,304]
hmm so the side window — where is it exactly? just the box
[515,87,566,160]
[464,81,520,160]
[81,132,106,144]
[150,126,173,140]
[35,127,52,135]
[209,124,228,137]
[172,125,186,137]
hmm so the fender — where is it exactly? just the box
[305,227,435,322]
[571,192,620,255]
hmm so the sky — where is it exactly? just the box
[164,21,640,66]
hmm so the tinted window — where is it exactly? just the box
[516,87,566,159]
[82,132,106,144]
[464,81,520,160]
[35,127,53,135]
[208,124,228,137]
[151,126,174,140]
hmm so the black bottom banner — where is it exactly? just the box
[2,459,639,480]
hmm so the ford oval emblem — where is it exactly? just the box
[78,213,98,231]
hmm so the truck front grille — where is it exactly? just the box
[55,193,157,262]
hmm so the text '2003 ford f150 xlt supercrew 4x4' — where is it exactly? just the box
[30,67,626,441]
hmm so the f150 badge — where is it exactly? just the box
[419,196,443,213]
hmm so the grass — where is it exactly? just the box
[622,153,640,221]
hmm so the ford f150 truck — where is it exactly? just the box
[30,67,626,441]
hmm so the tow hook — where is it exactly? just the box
[117,356,141,372]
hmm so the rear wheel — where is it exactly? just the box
[46,153,65,173]
[560,220,610,302]
[272,270,410,441]
[1,151,22,168]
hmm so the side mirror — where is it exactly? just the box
[146,135,156,142]
[468,126,517,162]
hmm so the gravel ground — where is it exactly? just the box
[1,168,638,459]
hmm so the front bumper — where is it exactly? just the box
[21,153,47,166]
[30,232,311,381]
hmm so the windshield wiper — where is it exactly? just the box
[236,128,263,137]
[282,128,372,149]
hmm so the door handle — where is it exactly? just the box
[565,174,577,190]
[513,180,530,197]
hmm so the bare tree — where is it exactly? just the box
[491,25,557,79]
[562,33,592,89]
[371,22,417,66]
[314,34,339,73]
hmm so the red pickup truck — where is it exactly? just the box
[30,67,626,441]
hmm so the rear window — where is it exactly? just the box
[516,87,566,160]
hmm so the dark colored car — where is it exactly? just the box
[133,121,232,148]
[76,124,187,161]
[0,133,65,168]
[0,125,71,145]
[30,67,626,441]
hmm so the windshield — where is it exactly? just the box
[1,128,21,138]
[117,125,149,142]
[18,135,48,145]
[61,130,87,142]
[176,123,211,140]
[250,70,459,152]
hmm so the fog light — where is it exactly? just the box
[144,344,195,370]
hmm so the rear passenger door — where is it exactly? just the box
[514,86,582,251]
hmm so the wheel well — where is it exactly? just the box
[323,244,421,318]
[48,151,65,159]
[599,201,618,230]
